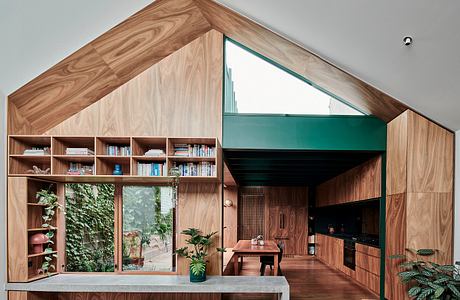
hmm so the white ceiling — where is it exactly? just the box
[1,0,459,129]
[217,0,460,130]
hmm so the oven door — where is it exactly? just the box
[343,244,356,270]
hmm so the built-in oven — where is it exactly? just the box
[343,239,356,270]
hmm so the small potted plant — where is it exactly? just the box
[391,248,460,299]
[175,228,225,282]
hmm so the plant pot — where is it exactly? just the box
[189,265,206,282]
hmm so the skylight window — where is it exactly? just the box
[224,39,364,116]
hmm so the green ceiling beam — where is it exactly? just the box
[223,114,386,151]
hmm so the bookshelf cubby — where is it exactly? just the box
[7,177,61,282]
[8,135,221,183]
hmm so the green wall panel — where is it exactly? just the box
[223,114,386,151]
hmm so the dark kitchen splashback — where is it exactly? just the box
[314,199,380,246]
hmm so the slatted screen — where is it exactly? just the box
[238,191,265,240]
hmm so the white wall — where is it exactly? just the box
[455,131,460,263]
[1,90,6,299]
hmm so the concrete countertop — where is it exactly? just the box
[6,274,290,299]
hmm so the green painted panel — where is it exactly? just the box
[223,114,386,151]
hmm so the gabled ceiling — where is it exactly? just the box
[6,0,410,135]
[216,0,460,130]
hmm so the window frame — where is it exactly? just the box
[62,183,177,275]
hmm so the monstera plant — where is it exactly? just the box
[391,249,460,299]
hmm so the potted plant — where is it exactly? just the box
[391,248,460,299]
[175,228,225,282]
[36,187,63,275]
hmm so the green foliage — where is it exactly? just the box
[36,186,63,275]
[391,249,460,299]
[175,228,225,276]
[65,184,115,272]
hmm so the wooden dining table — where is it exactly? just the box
[232,240,280,276]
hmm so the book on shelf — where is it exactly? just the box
[172,162,216,177]
[23,147,50,155]
[67,163,94,175]
[66,148,94,155]
[137,162,166,176]
[144,149,165,157]
[106,145,131,156]
[173,144,215,157]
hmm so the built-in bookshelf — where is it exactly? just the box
[8,136,221,183]
[8,177,60,282]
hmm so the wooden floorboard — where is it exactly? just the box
[223,256,377,300]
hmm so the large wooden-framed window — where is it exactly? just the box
[63,183,176,274]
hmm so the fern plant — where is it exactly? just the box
[391,249,460,300]
[175,228,226,277]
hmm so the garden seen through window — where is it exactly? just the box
[64,184,175,273]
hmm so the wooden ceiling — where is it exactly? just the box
[8,0,408,134]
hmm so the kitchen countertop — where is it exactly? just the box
[6,274,290,299]
[317,232,380,248]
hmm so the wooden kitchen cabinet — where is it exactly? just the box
[316,156,381,207]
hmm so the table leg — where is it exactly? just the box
[273,254,279,276]
[233,254,239,276]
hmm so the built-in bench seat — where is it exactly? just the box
[6,274,290,300]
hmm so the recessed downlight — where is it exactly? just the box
[403,36,413,46]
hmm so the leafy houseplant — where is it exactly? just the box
[36,187,63,275]
[391,249,460,299]
[175,228,226,282]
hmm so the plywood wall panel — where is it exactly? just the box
[406,192,452,264]
[386,111,408,195]
[7,177,28,282]
[177,183,222,275]
[407,111,454,193]
[223,187,238,248]
[46,30,223,139]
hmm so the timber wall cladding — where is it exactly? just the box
[46,30,223,137]
[47,30,224,276]
[385,110,454,300]
[8,0,212,134]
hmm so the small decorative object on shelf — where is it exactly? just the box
[66,147,94,155]
[112,164,123,175]
[67,163,94,175]
[23,147,50,156]
[27,166,51,175]
[144,149,165,157]
[36,186,63,276]
[175,228,226,283]
[29,233,49,254]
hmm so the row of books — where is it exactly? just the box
[172,162,216,177]
[66,148,94,155]
[137,163,167,176]
[173,144,215,157]
[67,163,94,175]
[23,147,50,155]
[106,145,131,156]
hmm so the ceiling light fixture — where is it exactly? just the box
[403,36,413,46]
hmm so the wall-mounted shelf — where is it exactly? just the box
[8,135,221,183]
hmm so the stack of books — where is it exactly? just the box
[173,144,215,157]
[173,162,216,177]
[137,163,166,176]
[106,145,130,156]
[66,148,94,155]
[23,147,50,155]
[144,149,165,157]
[67,163,94,175]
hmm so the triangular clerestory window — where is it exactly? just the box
[224,39,364,115]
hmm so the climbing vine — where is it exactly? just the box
[65,184,115,272]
